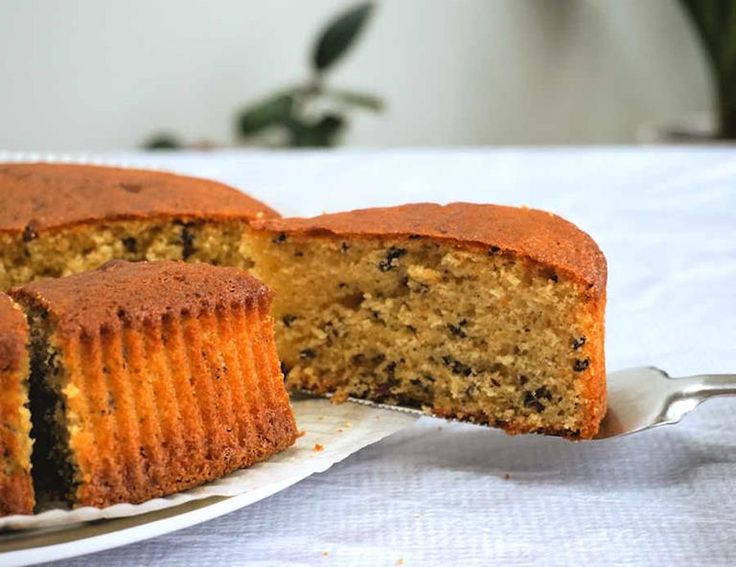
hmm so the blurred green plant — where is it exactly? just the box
[679,0,736,139]
[236,1,382,147]
[144,2,382,150]
[144,133,182,150]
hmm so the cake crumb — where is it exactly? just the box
[331,389,349,404]
[337,428,343,433]
[322,551,330,556]
[63,383,81,399]
[396,559,404,565]
[504,473,511,480]
[297,430,307,438]
[313,443,325,452]
[344,421,353,428]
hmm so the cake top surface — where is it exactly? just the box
[0,162,278,234]
[0,293,27,373]
[252,202,607,295]
[10,260,271,336]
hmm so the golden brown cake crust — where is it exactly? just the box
[0,294,25,374]
[0,474,35,516]
[0,293,34,515]
[0,162,278,235]
[11,260,272,337]
[252,202,607,298]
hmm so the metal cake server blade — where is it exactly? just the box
[595,366,736,439]
[304,367,736,440]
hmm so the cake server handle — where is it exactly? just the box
[657,373,736,426]
[675,373,736,400]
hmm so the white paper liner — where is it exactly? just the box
[0,397,417,532]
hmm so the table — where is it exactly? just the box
[29,147,735,566]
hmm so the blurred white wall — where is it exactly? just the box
[0,0,710,150]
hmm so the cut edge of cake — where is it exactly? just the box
[247,202,607,439]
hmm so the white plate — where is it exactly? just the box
[0,397,417,566]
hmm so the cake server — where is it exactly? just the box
[316,366,736,440]
[593,366,736,439]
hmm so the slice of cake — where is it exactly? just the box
[0,293,34,515]
[0,162,278,290]
[248,203,607,439]
[10,260,297,508]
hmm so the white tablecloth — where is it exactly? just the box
[32,147,736,566]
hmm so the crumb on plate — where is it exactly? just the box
[330,389,349,404]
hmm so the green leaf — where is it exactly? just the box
[720,2,736,80]
[327,88,384,111]
[679,0,727,66]
[284,114,346,147]
[143,133,182,150]
[237,92,296,137]
[312,2,374,72]
[679,0,736,136]
[315,114,345,139]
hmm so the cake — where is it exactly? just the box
[248,203,607,439]
[10,260,298,508]
[0,162,278,290]
[0,293,34,515]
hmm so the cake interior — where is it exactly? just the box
[248,232,598,437]
[0,327,33,511]
[0,389,32,483]
[0,219,254,289]
[25,306,78,507]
